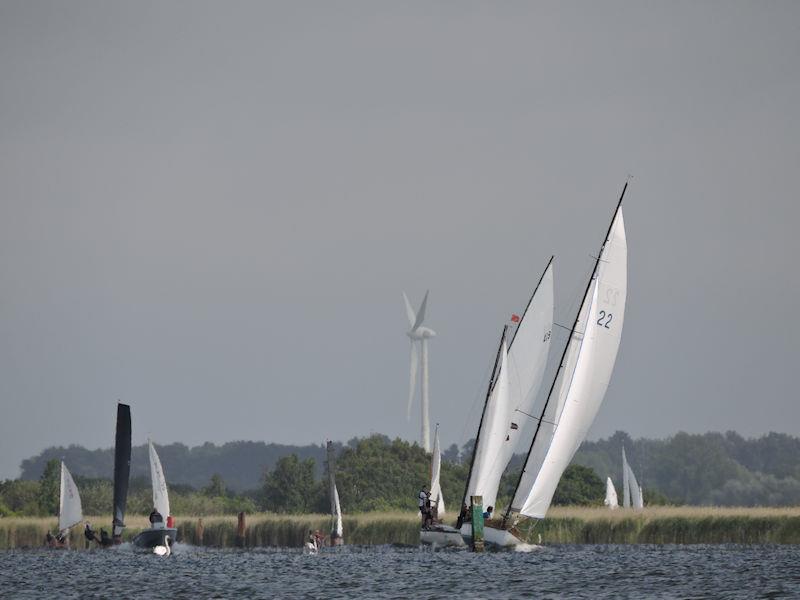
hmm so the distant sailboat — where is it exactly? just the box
[429,424,445,518]
[622,447,644,509]
[420,425,465,547]
[327,441,343,546]
[49,462,84,547]
[492,185,628,548]
[459,258,554,544]
[604,477,618,509]
[133,440,177,553]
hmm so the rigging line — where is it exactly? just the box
[502,181,628,525]
[513,408,559,428]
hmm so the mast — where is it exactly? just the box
[460,325,508,508]
[503,182,628,525]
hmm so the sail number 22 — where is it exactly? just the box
[597,311,613,328]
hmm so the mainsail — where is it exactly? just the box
[507,186,628,522]
[112,403,132,539]
[604,477,618,509]
[327,441,343,539]
[58,462,83,533]
[149,440,170,519]
[623,447,644,509]
[462,259,554,512]
[429,424,446,516]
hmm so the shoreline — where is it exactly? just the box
[3,507,800,549]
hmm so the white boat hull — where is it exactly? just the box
[419,525,466,548]
[458,523,541,551]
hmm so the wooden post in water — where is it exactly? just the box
[236,512,246,548]
[197,518,204,546]
[470,495,484,553]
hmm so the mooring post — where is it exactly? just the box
[236,512,246,548]
[470,495,484,553]
[197,518,204,546]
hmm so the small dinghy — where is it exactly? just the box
[132,440,177,554]
[47,462,84,549]
[420,426,464,548]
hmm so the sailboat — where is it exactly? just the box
[622,447,644,509]
[133,440,177,553]
[326,441,344,546]
[49,462,83,548]
[486,185,628,548]
[420,425,465,547]
[458,258,554,543]
[604,477,619,509]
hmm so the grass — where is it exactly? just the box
[4,507,800,549]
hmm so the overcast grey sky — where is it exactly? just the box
[0,1,798,479]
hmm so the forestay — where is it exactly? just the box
[511,206,627,519]
[149,440,170,519]
[59,462,83,533]
[429,425,446,516]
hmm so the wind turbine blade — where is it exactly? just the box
[407,341,419,419]
[412,290,429,331]
[402,292,416,328]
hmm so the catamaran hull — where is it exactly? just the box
[420,525,466,548]
[458,523,539,551]
[132,527,177,550]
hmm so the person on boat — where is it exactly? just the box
[418,488,430,529]
[84,522,98,544]
[483,506,494,521]
[149,507,164,527]
[99,528,111,546]
[307,529,319,551]
[314,530,325,547]
[55,531,67,546]
[456,503,470,528]
[45,530,54,547]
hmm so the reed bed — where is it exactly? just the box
[4,507,800,549]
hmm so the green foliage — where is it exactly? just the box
[204,474,227,497]
[262,455,323,513]
[0,480,41,516]
[38,459,60,516]
[552,464,605,506]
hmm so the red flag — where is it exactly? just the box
[510,314,521,323]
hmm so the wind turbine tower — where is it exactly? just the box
[403,290,436,452]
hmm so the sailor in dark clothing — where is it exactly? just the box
[45,531,54,546]
[99,528,111,546]
[149,508,164,525]
[84,522,98,543]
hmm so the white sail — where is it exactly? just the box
[464,337,511,511]
[604,477,618,509]
[429,425,446,517]
[624,450,643,509]
[149,440,170,519]
[511,207,627,519]
[332,483,343,537]
[58,462,83,533]
[496,261,554,472]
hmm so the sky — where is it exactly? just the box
[0,1,798,479]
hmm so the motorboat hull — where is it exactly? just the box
[420,524,466,548]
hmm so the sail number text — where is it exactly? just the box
[597,311,613,328]
[542,330,551,343]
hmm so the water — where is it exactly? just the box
[1,544,799,599]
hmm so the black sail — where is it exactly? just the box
[112,403,132,541]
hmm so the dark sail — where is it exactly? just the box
[112,403,132,542]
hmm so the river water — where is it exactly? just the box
[1,543,798,599]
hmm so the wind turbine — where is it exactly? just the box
[403,290,436,452]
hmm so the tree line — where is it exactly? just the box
[4,430,800,517]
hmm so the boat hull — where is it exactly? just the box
[420,524,466,548]
[132,527,177,549]
[458,523,540,551]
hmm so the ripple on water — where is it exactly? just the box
[1,544,799,599]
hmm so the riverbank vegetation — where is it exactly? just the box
[4,507,800,550]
